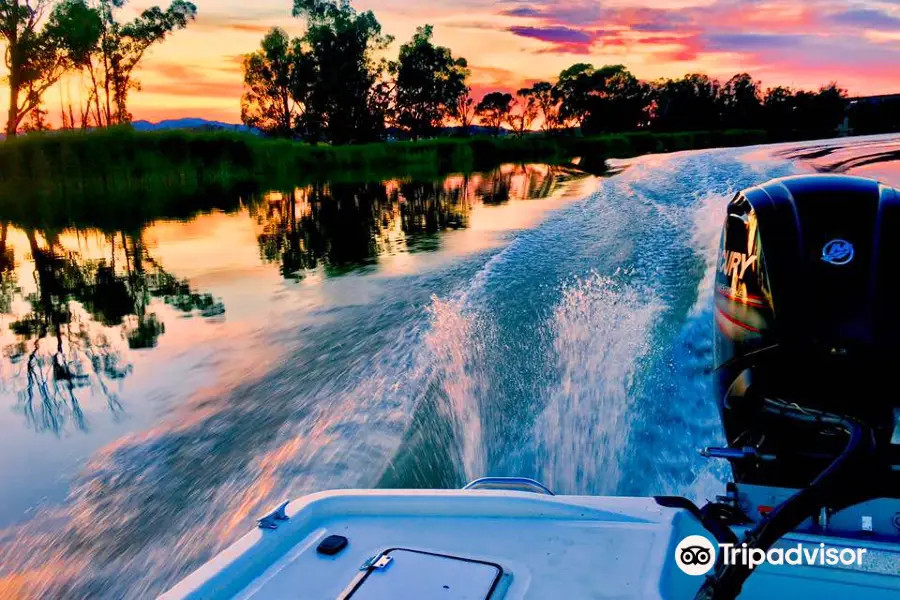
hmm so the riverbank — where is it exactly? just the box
[1,126,772,184]
[0,127,775,229]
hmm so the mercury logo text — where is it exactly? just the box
[720,251,757,280]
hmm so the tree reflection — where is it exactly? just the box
[396,179,468,240]
[0,223,16,315]
[2,227,224,434]
[7,229,122,433]
[254,164,578,278]
[254,182,389,278]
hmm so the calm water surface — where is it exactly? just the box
[0,139,898,598]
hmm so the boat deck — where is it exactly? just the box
[161,489,900,600]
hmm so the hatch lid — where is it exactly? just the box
[343,548,503,600]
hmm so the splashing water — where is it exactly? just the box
[424,295,489,481]
[689,189,732,315]
[536,273,664,495]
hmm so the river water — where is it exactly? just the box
[0,137,898,598]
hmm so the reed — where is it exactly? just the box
[0,126,772,230]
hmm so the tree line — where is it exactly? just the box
[0,0,859,142]
[243,0,852,143]
[0,0,196,137]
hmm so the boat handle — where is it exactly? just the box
[463,477,554,495]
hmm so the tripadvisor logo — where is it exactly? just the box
[675,535,717,576]
[674,535,869,576]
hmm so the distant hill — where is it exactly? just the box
[131,118,256,133]
[131,120,509,138]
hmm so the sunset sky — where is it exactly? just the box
[10,0,900,124]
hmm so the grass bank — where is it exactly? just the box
[0,127,772,229]
[0,126,775,190]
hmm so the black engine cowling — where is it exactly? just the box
[714,174,900,488]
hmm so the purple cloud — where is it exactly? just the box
[630,21,680,33]
[512,1,607,26]
[501,6,544,18]
[829,7,900,30]
[706,32,807,51]
[621,7,690,32]
[507,25,594,44]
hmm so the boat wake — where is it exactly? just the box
[536,272,662,495]
[425,294,490,481]
[0,141,823,599]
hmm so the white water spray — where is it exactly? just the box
[424,295,489,480]
[536,272,663,495]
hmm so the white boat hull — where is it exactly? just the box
[160,487,900,600]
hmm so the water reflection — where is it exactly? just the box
[253,165,583,278]
[0,164,585,436]
[0,229,224,434]
[0,163,593,598]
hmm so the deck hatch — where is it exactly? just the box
[342,548,503,599]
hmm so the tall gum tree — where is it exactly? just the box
[393,24,468,140]
[0,0,102,136]
[240,27,314,137]
[292,0,393,144]
[91,0,197,126]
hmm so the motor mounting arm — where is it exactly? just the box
[695,399,883,600]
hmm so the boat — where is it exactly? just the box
[162,174,900,600]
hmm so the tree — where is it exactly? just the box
[475,91,513,136]
[551,63,650,134]
[554,62,594,128]
[293,0,393,143]
[506,87,537,137]
[519,81,561,133]
[88,0,196,126]
[241,27,313,137]
[393,25,468,139]
[580,65,649,134]
[794,83,847,134]
[49,0,102,128]
[719,73,762,129]
[650,73,721,131]
[814,83,848,131]
[763,86,795,134]
[0,0,103,136]
[450,85,475,133]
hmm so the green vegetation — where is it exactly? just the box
[0,126,777,230]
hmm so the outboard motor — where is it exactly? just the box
[714,174,900,489]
